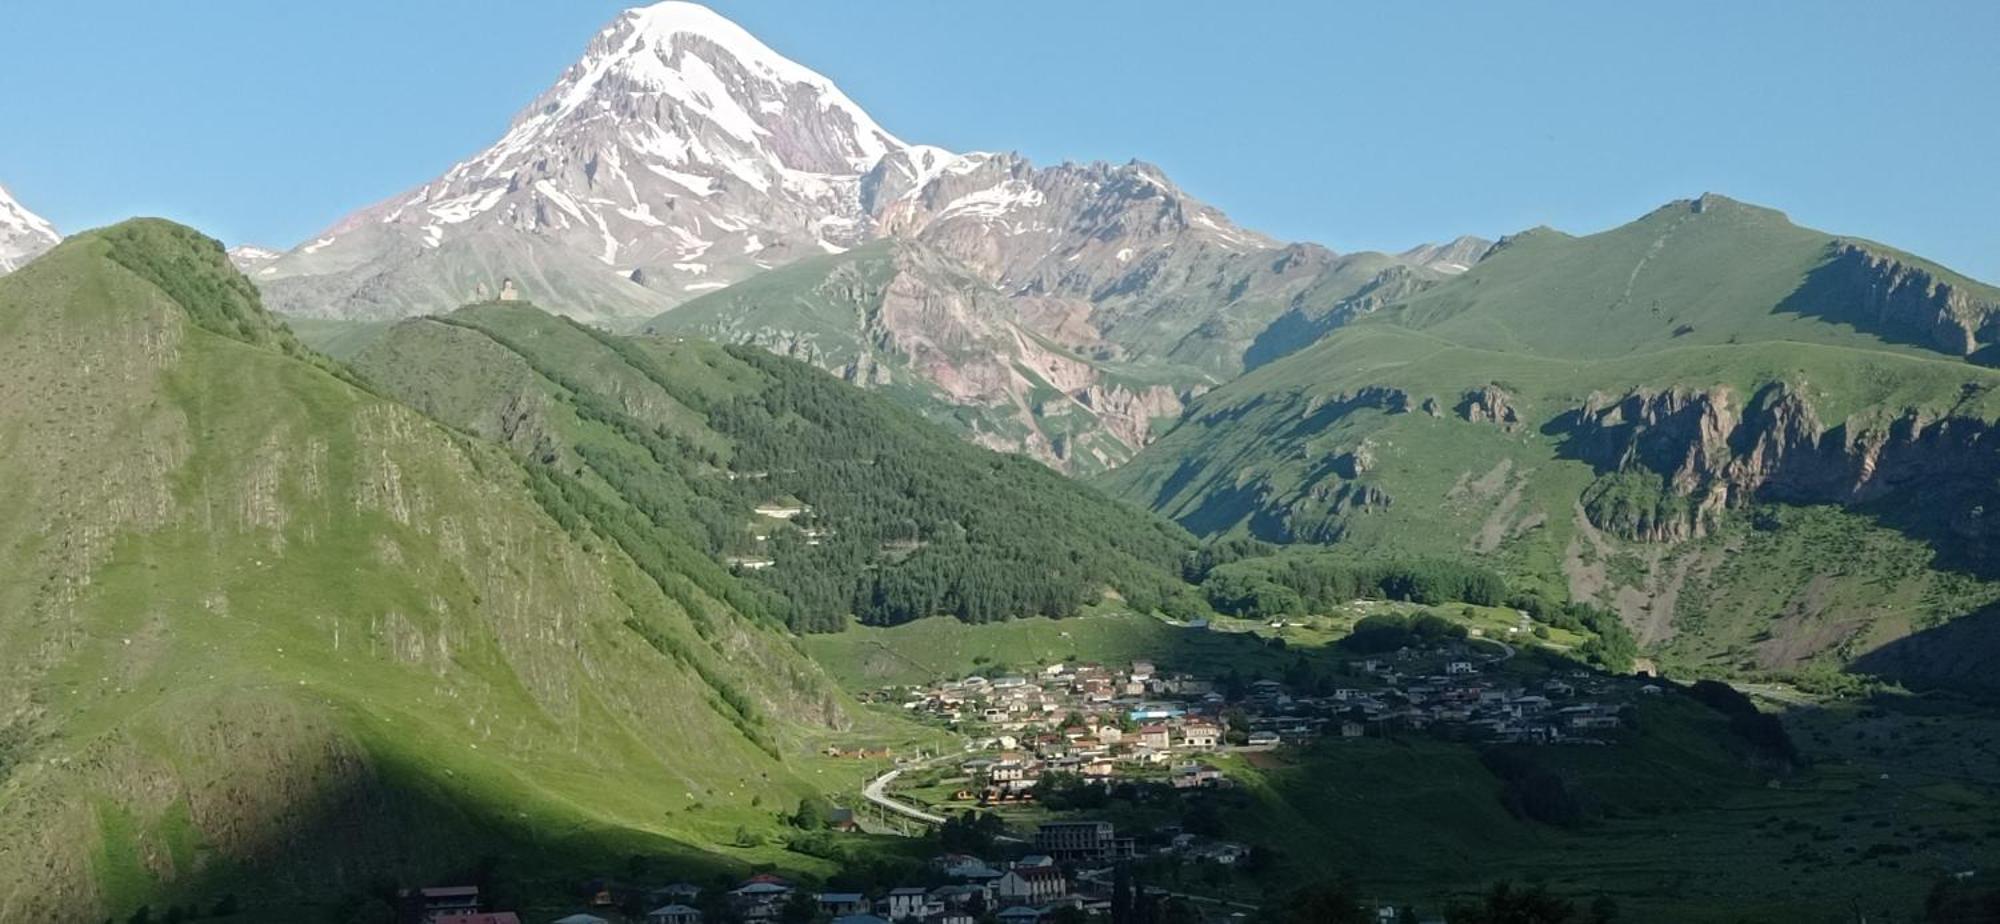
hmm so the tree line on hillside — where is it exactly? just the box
[1184,539,1637,672]
[1199,551,1507,617]
[468,311,1197,634]
[447,315,1644,653]
[709,346,1196,631]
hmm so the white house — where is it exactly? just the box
[1178,721,1221,750]
[645,906,702,924]
[994,866,1067,904]
[886,886,933,921]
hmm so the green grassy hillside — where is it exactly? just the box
[1103,196,2000,687]
[339,303,1199,633]
[0,222,907,922]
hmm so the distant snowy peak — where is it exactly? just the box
[1398,235,1494,275]
[227,245,282,273]
[0,183,60,274]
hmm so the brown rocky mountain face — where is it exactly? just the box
[1560,382,2000,552]
[1397,234,1493,274]
[655,151,1471,471]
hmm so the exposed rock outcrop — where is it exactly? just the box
[1785,241,2000,358]
[1556,381,2000,549]
[1073,382,1189,452]
[1458,385,1521,429]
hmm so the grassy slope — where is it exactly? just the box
[0,223,913,922]
[1233,693,2000,923]
[801,598,1585,691]
[1103,197,2000,681]
[278,316,395,360]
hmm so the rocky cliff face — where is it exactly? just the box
[1559,381,2000,547]
[1787,240,2000,358]
[860,152,1329,373]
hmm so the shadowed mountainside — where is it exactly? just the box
[0,221,888,921]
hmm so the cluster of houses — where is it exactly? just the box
[401,821,1171,924]
[699,821,1174,924]
[1299,651,1648,746]
[896,647,1644,802]
[899,661,1244,800]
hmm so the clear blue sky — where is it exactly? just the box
[3,1,1997,280]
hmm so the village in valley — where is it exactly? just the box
[891,637,1651,798]
[393,615,1668,924]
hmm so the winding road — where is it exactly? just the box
[861,764,947,826]
[1472,634,1517,662]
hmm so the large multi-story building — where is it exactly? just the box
[1033,821,1133,861]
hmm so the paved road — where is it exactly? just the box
[861,765,947,826]
[1472,634,1516,662]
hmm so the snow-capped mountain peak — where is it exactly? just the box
[262,1,919,320]
[258,0,1321,345]
[0,183,61,274]
[585,2,901,167]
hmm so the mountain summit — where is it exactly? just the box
[259,1,913,320]
[0,183,59,273]
[261,1,1479,470]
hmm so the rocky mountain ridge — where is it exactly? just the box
[1795,239,2000,358]
[251,1,1488,470]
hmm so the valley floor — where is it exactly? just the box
[803,607,2000,923]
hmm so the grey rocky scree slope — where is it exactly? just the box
[0,183,60,274]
